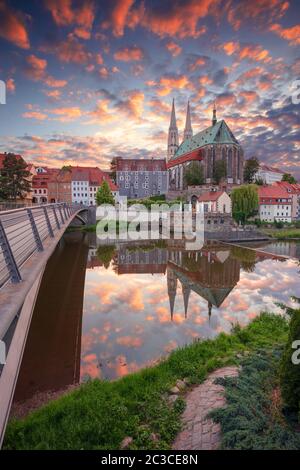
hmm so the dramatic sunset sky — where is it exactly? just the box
[0,0,299,174]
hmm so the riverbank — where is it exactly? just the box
[262,228,300,240]
[4,313,288,450]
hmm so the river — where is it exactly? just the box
[11,232,300,414]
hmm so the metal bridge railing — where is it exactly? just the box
[0,203,77,289]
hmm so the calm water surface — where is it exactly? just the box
[12,233,300,406]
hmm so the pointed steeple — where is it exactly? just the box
[181,281,191,318]
[208,301,212,323]
[167,98,179,161]
[170,98,177,127]
[167,267,177,320]
[212,100,217,126]
[183,101,193,142]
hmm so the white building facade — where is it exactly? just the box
[256,164,284,185]
[258,187,292,223]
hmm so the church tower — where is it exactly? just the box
[167,98,179,161]
[212,101,217,126]
[183,101,193,142]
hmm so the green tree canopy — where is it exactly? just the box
[184,161,205,186]
[243,156,260,184]
[231,184,259,224]
[213,159,227,184]
[95,180,115,206]
[0,153,31,201]
[282,173,297,184]
[110,157,117,182]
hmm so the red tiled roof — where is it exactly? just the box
[198,191,225,202]
[274,181,300,193]
[116,157,167,172]
[70,166,118,191]
[258,186,292,201]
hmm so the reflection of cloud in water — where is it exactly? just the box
[80,244,300,380]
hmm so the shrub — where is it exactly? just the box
[274,220,284,229]
[280,309,300,412]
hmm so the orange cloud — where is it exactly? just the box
[43,76,68,88]
[239,90,259,104]
[165,41,182,57]
[222,41,240,55]
[188,57,207,72]
[22,111,48,120]
[50,106,83,122]
[116,336,143,348]
[44,89,61,100]
[199,75,213,86]
[44,0,95,35]
[26,54,47,81]
[238,44,271,62]
[222,41,271,63]
[225,0,289,30]
[102,0,135,37]
[270,23,300,45]
[130,1,209,38]
[0,0,30,49]
[157,75,189,96]
[114,46,144,62]
[41,34,92,63]
[116,90,145,120]
[6,78,15,93]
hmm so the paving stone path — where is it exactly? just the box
[172,366,239,450]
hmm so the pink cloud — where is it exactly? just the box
[270,23,300,45]
[114,46,144,62]
[0,0,30,49]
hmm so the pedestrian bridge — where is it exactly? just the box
[0,203,93,445]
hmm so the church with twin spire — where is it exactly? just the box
[167,99,244,190]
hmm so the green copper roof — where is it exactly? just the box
[171,119,239,161]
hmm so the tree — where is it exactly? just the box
[279,298,300,413]
[231,184,259,224]
[184,162,205,186]
[95,180,115,206]
[213,159,227,184]
[0,153,31,201]
[110,157,117,182]
[243,156,260,184]
[282,173,297,184]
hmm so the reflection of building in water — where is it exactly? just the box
[117,246,167,275]
[167,247,240,319]
[13,232,89,405]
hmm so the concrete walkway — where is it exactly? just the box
[172,366,239,450]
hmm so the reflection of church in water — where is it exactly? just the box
[167,248,240,320]
[116,243,241,320]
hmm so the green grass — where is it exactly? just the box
[263,228,300,239]
[4,313,288,450]
[210,349,300,449]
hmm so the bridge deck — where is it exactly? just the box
[0,203,89,446]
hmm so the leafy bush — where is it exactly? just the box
[280,309,300,412]
[274,220,284,229]
[149,195,166,202]
[210,350,300,449]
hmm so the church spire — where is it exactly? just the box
[167,98,179,161]
[183,101,193,142]
[212,100,217,126]
[181,281,191,318]
[167,267,177,320]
